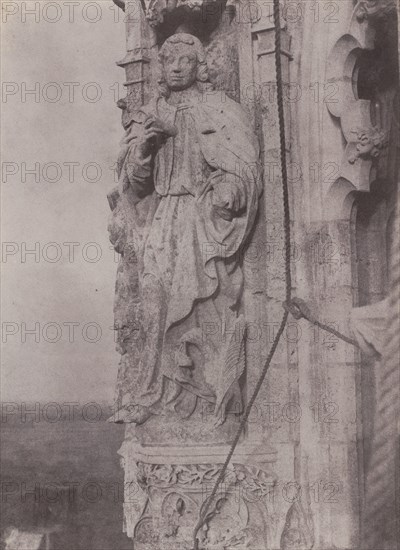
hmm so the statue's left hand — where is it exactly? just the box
[212,182,244,221]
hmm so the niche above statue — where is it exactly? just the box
[113,0,234,42]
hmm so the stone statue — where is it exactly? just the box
[108,33,261,431]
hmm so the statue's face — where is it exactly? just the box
[162,44,198,91]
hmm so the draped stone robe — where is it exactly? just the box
[110,90,261,421]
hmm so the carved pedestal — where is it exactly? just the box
[119,442,277,550]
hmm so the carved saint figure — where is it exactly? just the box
[109,33,261,425]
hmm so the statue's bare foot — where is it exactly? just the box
[108,404,153,425]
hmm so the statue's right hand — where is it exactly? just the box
[136,116,176,159]
[137,127,169,159]
[120,120,159,153]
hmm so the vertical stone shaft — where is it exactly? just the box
[116,0,154,122]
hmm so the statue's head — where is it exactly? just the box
[158,33,209,95]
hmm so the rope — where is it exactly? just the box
[283,297,361,349]
[192,0,290,547]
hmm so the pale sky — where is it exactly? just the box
[1,1,127,403]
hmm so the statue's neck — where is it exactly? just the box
[166,85,201,106]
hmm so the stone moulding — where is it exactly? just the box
[120,442,278,464]
[325,0,393,217]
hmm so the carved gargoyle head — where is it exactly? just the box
[158,33,210,95]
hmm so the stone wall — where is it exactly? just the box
[108,0,399,547]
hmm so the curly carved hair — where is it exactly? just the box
[158,33,212,97]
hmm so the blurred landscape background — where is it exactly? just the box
[2,6,129,548]
[1,404,131,550]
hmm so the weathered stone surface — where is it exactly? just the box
[108,30,278,547]
[119,441,278,548]
[109,33,262,432]
[107,0,399,547]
